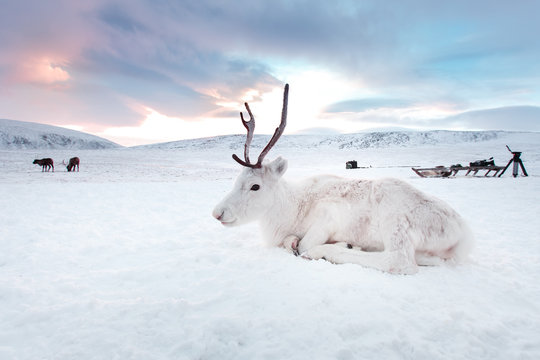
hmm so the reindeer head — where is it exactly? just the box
[212,84,289,226]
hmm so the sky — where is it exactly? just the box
[1,0,539,146]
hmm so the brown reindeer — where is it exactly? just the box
[66,157,80,172]
[33,158,54,172]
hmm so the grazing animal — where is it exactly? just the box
[66,157,80,172]
[212,84,473,274]
[33,158,54,172]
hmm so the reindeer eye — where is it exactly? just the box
[250,184,260,191]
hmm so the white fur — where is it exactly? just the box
[213,157,473,274]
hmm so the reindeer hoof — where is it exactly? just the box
[290,238,301,256]
[283,235,301,255]
[291,239,300,256]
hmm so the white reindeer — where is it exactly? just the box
[212,84,473,274]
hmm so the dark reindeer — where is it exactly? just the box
[33,158,54,172]
[66,157,80,172]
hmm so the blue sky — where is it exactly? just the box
[1,0,539,145]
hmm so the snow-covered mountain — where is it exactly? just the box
[134,130,539,151]
[0,119,121,149]
[3,117,538,152]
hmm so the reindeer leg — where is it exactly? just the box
[284,236,357,256]
[415,252,445,266]
[304,244,418,274]
[296,224,333,255]
[304,215,419,274]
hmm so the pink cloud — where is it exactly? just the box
[13,57,70,85]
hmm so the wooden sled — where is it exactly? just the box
[412,165,506,178]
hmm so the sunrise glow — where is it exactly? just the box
[1,1,539,146]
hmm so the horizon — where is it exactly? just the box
[1,1,539,146]
[3,117,539,150]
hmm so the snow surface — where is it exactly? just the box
[1,131,539,360]
[0,119,120,150]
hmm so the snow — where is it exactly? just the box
[1,131,539,359]
[0,119,120,150]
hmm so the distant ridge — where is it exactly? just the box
[0,119,121,149]
[132,130,539,151]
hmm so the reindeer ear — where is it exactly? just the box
[266,157,288,178]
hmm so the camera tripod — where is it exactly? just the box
[498,145,528,177]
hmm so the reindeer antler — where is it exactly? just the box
[232,102,256,167]
[232,84,289,168]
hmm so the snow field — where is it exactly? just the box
[1,137,539,359]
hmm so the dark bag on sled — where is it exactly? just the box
[469,157,495,167]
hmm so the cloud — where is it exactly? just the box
[294,127,342,135]
[325,98,414,113]
[11,58,70,85]
[1,0,540,143]
[434,106,540,132]
[327,105,540,133]
[0,0,284,129]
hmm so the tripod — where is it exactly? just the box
[498,145,528,177]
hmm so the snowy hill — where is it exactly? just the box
[0,119,121,149]
[3,118,537,152]
[134,130,539,151]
